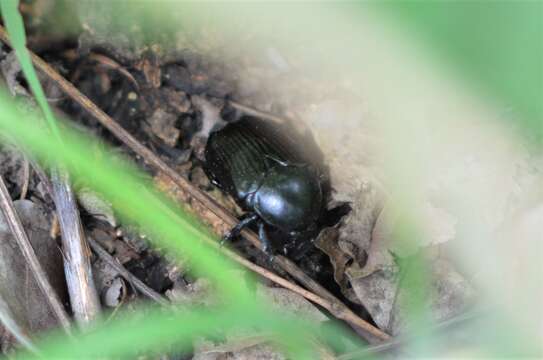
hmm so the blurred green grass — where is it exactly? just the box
[0,1,330,358]
[0,0,541,358]
[378,1,543,143]
[0,54,321,360]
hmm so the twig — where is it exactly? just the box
[19,156,29,200]
[51,168,101,326]
[0,26,390,342]
[87,237,169,306]
[0,175,72,333]
[0,293,39,354]
[210,238,389,340]
[87,53,140,91]
[228,99,287,124]
[336,308,483,359]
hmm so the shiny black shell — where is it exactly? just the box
[204,116,329,232]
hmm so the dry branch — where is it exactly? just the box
[51,169,101,326]
[0,26,390,342]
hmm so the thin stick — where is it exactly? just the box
[0,175,72,333]
[51,168,101,326]
[211,239,390,341]
[19,156,29,200]
[87,237,169,306]
[337,308,483,359]
[0,294,39,354]
[0,26,390,341]
[228,100,287,124]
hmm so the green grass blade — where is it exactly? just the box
[0,87,327,359]
[0,0,61,140]
[14,304,315,360]
[0,4,338,357]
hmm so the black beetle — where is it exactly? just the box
[204,115,347,258]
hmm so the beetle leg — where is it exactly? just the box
[258,221,275,262]
[319,202,352,228]
[221,213,259,246]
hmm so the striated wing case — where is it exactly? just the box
[204,116,328,209]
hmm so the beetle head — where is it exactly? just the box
[250,163,323,231]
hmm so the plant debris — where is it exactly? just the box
[0,200,66,336]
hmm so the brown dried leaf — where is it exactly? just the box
[314,227,350,292]
[0,200,66,334]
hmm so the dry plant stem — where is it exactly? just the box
[0,294,39,354]
[0,175,72,334]
[0,27,389,342]
[215,242,390,341]
[51,168,101,326]
[87,237,169,306]
[19,156,30,200]
[87,53,140,91]
[150,183,372,331]
[337,308,482,359]
[228,100,288,124]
